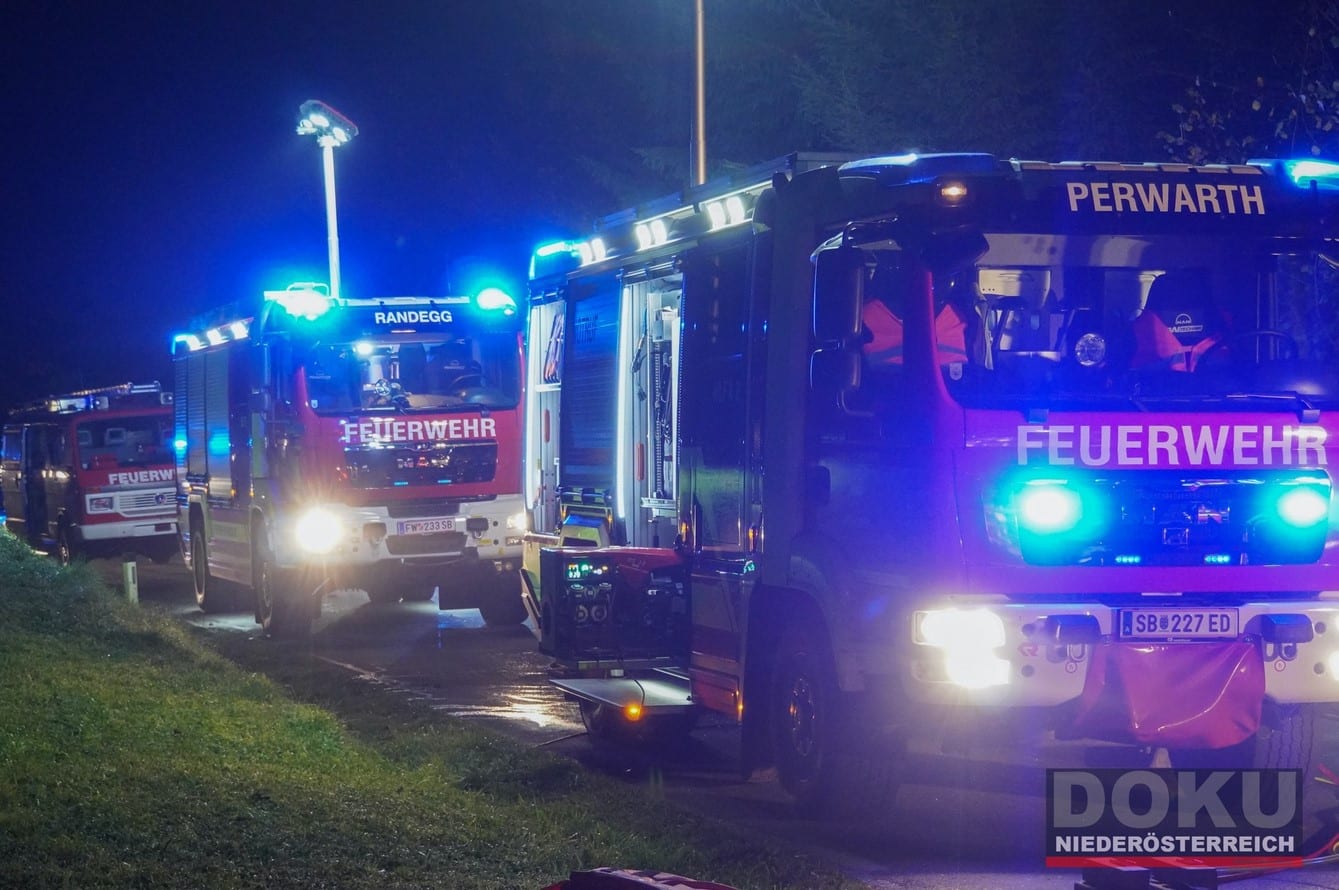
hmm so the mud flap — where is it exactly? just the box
[1066,640,1264,749]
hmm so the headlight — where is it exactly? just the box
[915,607,1010,689]
[294,507,342,554]
[916,607,1006,649]
[505,511,528,531]
[87,496,115,513]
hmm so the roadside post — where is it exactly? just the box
[121,554,138,603]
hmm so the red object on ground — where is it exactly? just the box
[542,867,740,890]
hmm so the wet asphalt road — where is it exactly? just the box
[97,556,1339,890]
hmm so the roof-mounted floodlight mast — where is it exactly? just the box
[296,99,358,300]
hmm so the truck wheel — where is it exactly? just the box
[255,533,312,639]
[770,621,901,817]
[56,526,77,566]
[771,622,841,812]
[190,519,234,613]
[1171,705,1317,773]
[477,570,528,625]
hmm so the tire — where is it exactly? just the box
[770,621,900,817]
[254,530,313,639]
[1171,705,1317,774]
[56,525,76,566]
[771,623,841,812]
[190,519,235,613]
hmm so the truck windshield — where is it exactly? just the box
[77,416,172,469]
[302,332,520,414]
[858,233,1339,413]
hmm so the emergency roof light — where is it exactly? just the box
[1278,158,1339,190]
[839,152,998,186]
[475,287,517,314]
[265,284,334,321]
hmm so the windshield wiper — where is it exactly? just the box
[1224,391,1321,422]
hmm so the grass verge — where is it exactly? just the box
[0,532,862,889]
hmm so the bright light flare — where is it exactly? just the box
[294,507,341,554]
[1017,483,1083,534]
[1277,487,1329,528]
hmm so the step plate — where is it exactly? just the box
[551,676,694,713]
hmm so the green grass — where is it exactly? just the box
[0,532,862,889]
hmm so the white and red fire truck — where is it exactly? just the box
[172,284,527,637]
[1,382,178,564]
[522,152,1339,810]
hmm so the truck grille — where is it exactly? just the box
[117,489,175,517]
[345,442,497,489]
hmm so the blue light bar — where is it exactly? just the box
[1282,159,1339,190]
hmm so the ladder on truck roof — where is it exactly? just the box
[13,382,170,417]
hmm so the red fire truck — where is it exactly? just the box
[173,284,527,637]
[1,382,178,564]
[522,152,1339,810]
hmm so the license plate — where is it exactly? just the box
[1119,608,1239,640]
[396,518,456,535]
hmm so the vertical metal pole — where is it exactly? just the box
[121,555,138,604]
[321,140,342,299]
[691,0,707,186]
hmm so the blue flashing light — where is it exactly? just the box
[267,287,332,320]
[394,480,409,487]
[173,438,188,454]
[1204,554,1233,565]
[535,240,574,258]
[354,340,374,357]
[207,433,230,457]
[1277,487,1329,528]
[1017,483,1083,534]
[1282,159,1339,190]
[1114,554,1142,565]
[476,287,517,315]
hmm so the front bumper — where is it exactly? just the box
[271,498,525,571]
[902,598,1339,711]
[76,517,177,542]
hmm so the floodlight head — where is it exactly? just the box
[297,99,359,144]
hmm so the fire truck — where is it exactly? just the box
[1,382,178,564]
[521,151,1339,810]
[172,284,528,637]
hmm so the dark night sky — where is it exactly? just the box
[1,0,1311,413]
[3,1,696,411]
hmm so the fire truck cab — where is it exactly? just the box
[172,284,528,637]
[1,382,178,564]
[523,152,1339,810]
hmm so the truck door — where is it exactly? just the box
[1,425,24,534]
[620,273,681,548]
[678,244,757,717]
[527,300,565,534]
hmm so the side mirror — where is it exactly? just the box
[810,347,862,393]
[813,245,865,345]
